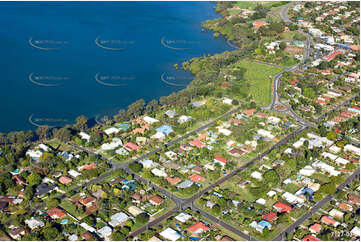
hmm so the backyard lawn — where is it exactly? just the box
[233,60,283,106]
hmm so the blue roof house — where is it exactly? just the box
[251,220,272,232]
[156,125,173,136]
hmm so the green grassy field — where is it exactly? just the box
[233,1,270,9]
[234,60,283,106]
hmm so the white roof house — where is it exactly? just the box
[165,110,177,118]
[329,145,341,154]
[178,115,192,124]
[26,149,43,160]
[284,148,293,154]
[80,222,96,233]
[217,127,232,136]
[223,98,233,105]
[104,127,120,135]
[165,151,177,160]
[251,171,262,180]
[256,198,266,205]
[329,209,344,218]
[97,226,112,239]
[101,138,123,151]
[351,226,361,237]
[38,144,49,151]
[68,169,81,178]
[25,217,44,230]
[159,227,181,241]
[151,168,167,177]
[267,191,277,197]
[307,133,333,148]
[127,206,144,217]
[115,147,129,156]
[312,161,340,176]
[344,144,360,155]
[140,159,157,169]
[257,129,274,139]
[151,131,165,140]
[79,132,91,142]
[143,116,159,124]
[109,212,129,227]
[175,212,192,223]
[299,165,316,177]
[267,116,281,125]
[335,157,350,166]
[282,192,305,204]
[322,152,338,161]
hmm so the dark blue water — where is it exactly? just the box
[0,2,233,132]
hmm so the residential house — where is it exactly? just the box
[309,223,322,234]
[97,226,112,240]
[25,217,44,230]
[165,177,181,186]
[175,212,192,223]
[104,127,120,136]
[214,156,228,167]
[124,142,140,152]
[159,228,180,241]
[109,212,129,227]
[151,168,167,177]
[329,208,344,219]
[250,220,272,232]
[8,227,25,240]
[188,221,210,234]
[59,176,72,185]
[47,207,67,219]
[143,116,159,124]
[79,132,91,142]
[251,171,263,180]
[273,202,292,213]
[348,194,360,205]
[177,180,194,189]
[321,215,339,227]
[178,115,192,124]
[149,195,164,206]
[127,206,144,217]
[302,235,321,241]
[189,174,206,183]
[337,202,353,212]
[156,125,173,136]
[263,211,278,222]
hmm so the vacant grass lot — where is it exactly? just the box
[234,60,283,106]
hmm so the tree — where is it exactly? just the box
[319,183,336,195]
[326,131,337,141]
[129,162,143,173]
[36,125,52,140]
[74,115,88,131]
[114,109,128,122]
[89,133,103,146]
[127,99,145,118]
[26,173,41,186]
[264,169,280,186]
[211,204,221,215]
[135,213,149,224]
[111,230,125,240]
[42,226,59,240]
[232,99,239,105]
[53,127,72,142]
[279,41,286,50]
[303,87,316,99]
